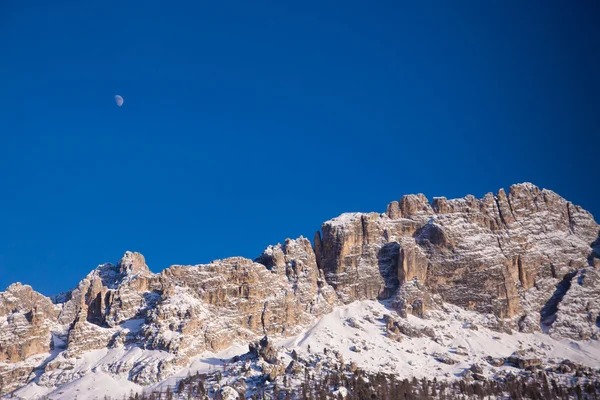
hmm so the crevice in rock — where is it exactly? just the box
[260,302,268,335]
[377,242,400,300]
[506,192,517,220]
[287,258,299,296]
[540,271,577,332]
[313,230,323,271]
[506,191,523,228]
[577,270,586,285]
[517,256,525,287]
[494,196,508,229]
[566,203,575,234]
[361,216,369,246]
[86,292,105,327]
[24,310,33,324]
[588,231,600,267]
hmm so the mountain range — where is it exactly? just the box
[1,182,599,399]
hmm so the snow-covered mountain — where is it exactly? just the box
[1,183,599,399]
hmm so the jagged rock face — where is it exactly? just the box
[316,183,599,338]
[256,237,338,316]
[57,251,154,327]
[142,240,338,358]
[119,251,150,276]
[0,284,61,392]
[315,212,415,303]
[0,242,337,392]
[0,182,598,395]
[0,283,58,362]
[150,256,301,355]
[549,267,600,340]
[58,246,337,383]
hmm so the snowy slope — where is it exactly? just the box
[10,300,600,399]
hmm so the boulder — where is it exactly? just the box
[433,352,458,365]
[507,350,542,369]
[215,386,239,400]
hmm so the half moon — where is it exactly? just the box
[115,95,124,107]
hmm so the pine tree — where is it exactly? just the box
[197,380,205,395]
[543,375,553,399]
[421,377,429,398]
[575,384,583,400]
[187,381,193,400]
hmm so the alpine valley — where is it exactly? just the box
[1,183,599,399]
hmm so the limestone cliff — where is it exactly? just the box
[315,183,599,339]
[0,183,598,394]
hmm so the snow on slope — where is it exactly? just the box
[279,300,600,378]
[10,300,600,399]
[31,372,141,400]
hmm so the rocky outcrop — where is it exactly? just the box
[0,242,339,393]
[507,349,543,369]
[0,283,58,362]
[0,283,60,392]
[248,336,280,365]
[549,267,600,340]
[215,386,239,400]
[315,212,414,303]
[433,352,457,365]
[57,251,154,328]
[316,183,599,339]
[256,237,338,316]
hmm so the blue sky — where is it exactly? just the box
[1,1,599,295]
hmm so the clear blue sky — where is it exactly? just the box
[1,1,598,296]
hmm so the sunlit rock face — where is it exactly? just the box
[316,183,599,338]
[0,283,59,362]
[0,183,598,394]
[0,242,339,392]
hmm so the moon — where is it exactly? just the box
[115,95,124,107]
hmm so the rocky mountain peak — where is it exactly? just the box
[3,281,28,296]
[0,182,598,397]
[398,193,433,217]
[1,282,55,314]
[118,251,150,276]
[316,182,598,336]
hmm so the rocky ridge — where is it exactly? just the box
[0,183,598,396]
